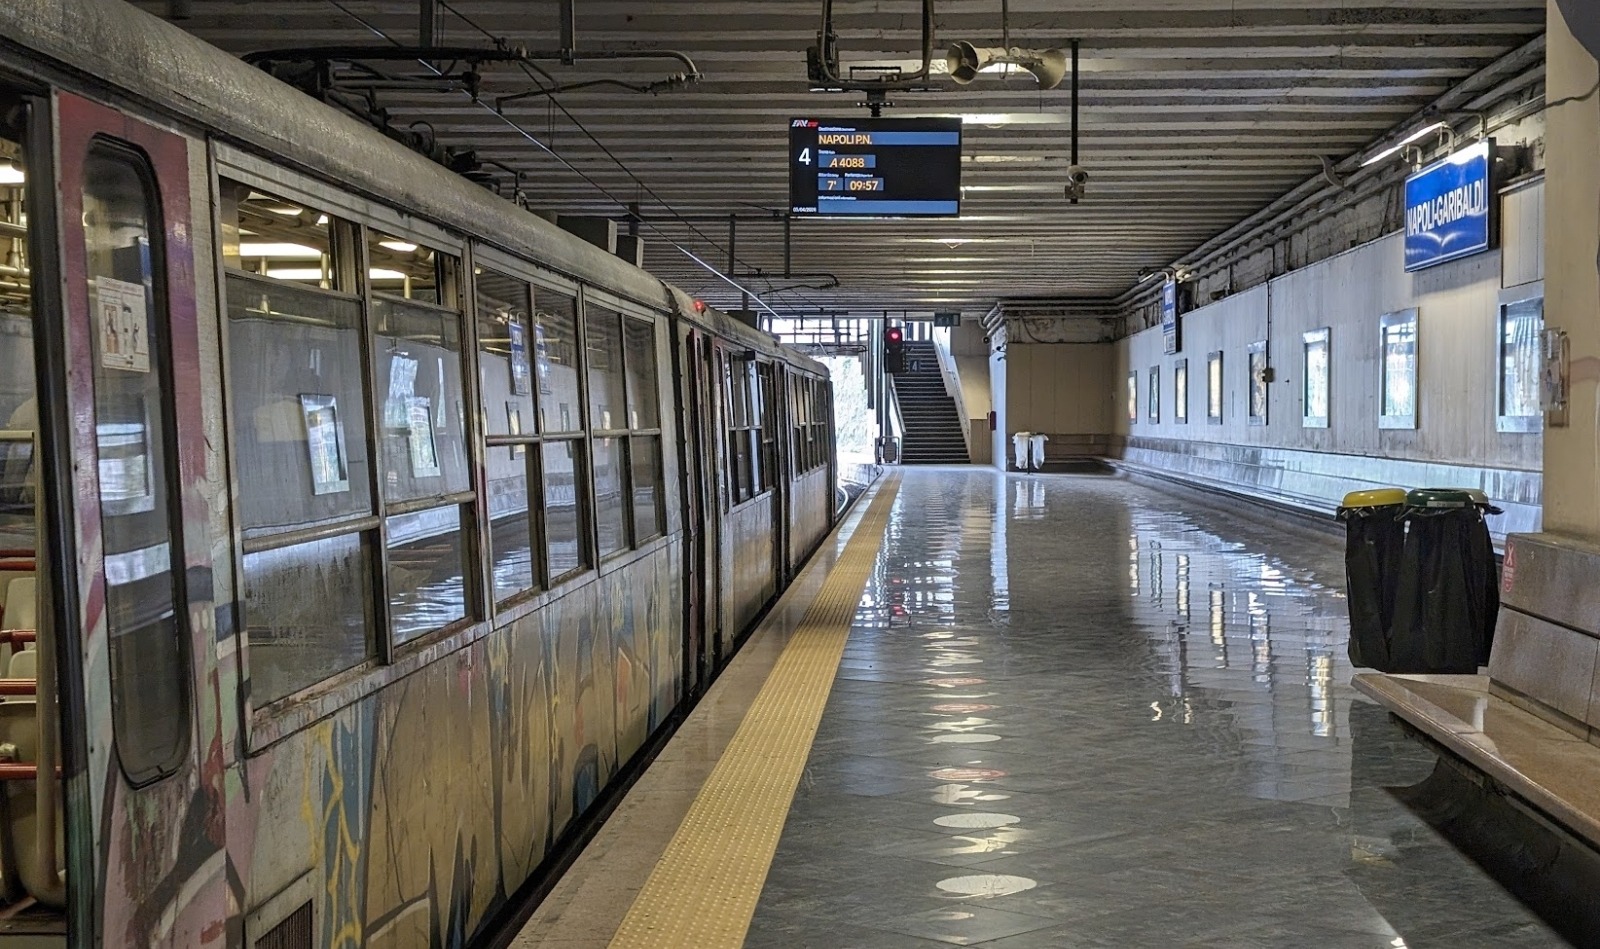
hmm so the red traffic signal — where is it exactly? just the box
[884,324,905,373]
[885,326,904,345]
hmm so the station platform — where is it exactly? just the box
[510,468,1564,949]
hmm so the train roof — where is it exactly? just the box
[0,0,827,377]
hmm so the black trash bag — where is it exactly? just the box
[1339,504,1406,670]
[1389,506,1498,674]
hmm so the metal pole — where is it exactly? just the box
[420,0,440,47]
[1070,39,1080,206]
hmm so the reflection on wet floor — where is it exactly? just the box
[746,469,1565,949]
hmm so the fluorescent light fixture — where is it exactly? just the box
[268,267,407,281]
[0,165,23,185]
[379,240,419,253]
[239,242,324,259]
[1361,122,1447,167]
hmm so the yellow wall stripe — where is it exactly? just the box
[607,476,900,949]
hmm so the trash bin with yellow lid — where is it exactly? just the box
[1337,488,1409,671]
[1389,488,1502,673]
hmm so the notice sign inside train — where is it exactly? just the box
[1403,139,1494,272]
[789,117,961,217]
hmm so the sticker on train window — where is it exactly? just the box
[509,319,530,396]
[96,275,150,373]
[299,393,350,495]
[407,396,441,478]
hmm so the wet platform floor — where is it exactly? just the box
[745,468,1564,948]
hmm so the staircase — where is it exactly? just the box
[893,341,970,465]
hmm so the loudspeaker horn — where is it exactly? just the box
[945,42,1068,90]
[946,41,995,85]
[1024,48,1068,91]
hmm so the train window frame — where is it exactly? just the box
[582,288,667,556]
[358,225,479,649]
[1496,282,1544,434]
[82,138,194,786]
[723,349,769,509]
[1206,351,1224,424]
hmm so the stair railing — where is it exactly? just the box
[930,331,974,461]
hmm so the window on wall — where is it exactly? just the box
[1126,372,1137,423]
[1147,367,1159,422]
[85,145,191,784]
[1207,351,1223,423]
[1303,328,1330,429]
[1174,360,1188,424]
[1379,308,1418,430]
[1497,287,1544,433]
[1247,340,1268,426]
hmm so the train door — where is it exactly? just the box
[675,326,711,696]
[689,331,722,684]
[0,79,78,946]
[54,92,227,946]
[761,362,788,586]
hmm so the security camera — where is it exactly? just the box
[1063,164,1089,201]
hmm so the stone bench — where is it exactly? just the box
[1355,531,1600,851]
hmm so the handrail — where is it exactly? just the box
[30,516,61,905]
[931,331,974,461]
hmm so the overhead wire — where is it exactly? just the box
[321,0,797,318]
[434,0,839,316]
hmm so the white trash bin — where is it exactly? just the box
[1028,433,1049,471]
[1011,432,1032,471]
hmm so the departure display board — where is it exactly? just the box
[789,117,962,217]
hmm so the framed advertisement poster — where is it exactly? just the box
[96,276,151,373]
[299,393,351,495]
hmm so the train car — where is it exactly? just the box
[0,0,839,945]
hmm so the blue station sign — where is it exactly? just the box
[1161,280,1180,354]
[1403,140,1493,272]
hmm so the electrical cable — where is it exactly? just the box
[1547,78,1600,111]
[321,0,793,318]
[435,0,837,315]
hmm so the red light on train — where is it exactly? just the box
[692,299,707,313]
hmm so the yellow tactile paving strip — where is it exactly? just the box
[607,476,900,949]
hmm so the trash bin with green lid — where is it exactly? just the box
[1389,488,1502,674]
[1337,488,1409,671]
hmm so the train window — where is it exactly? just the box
[83,145,190,783]
[630,438,662,542]
[373,295,470,500]
[225,276,372,536]
[1174,359,1189,424]
[724,358,760,504]
[1207,351,1223,423]
[811,381,829,471]
[592,436,628,557]
[221,181,343,291]
[372,240,471,640]
[1303,329,1330,429]
[1147,366,1160,423]
[542,439,588,580]
[0,122,36,550]
[243,533,373,704]
[623,317,659,430]
[221,180,377,706]
[1126,372,1138,423]
[758,364,777,493]
[368,229,451,306]
[622,317,663,542]
[1247,340,1268,426]
[536,289,582,434]
[586,306,627,432]
[386,504,468,642]
[476,269,538,602]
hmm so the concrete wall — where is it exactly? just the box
[1109,182,1545,528]
[1006,342,1116,441]
[949,321,993,464]
[1543,4,1600,541]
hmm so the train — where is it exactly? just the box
[0,0,843,945]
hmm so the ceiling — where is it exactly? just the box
[134,0,1546,318]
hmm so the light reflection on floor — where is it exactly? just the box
[746,468,1566,949]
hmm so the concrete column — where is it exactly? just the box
[1542,2,1600,539]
